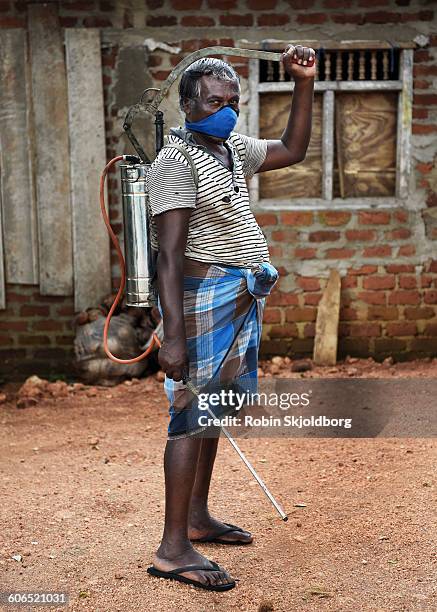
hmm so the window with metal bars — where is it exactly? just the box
[245,41,414,210]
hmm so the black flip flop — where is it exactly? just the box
[146,560,236,591]
[191,522,253,545]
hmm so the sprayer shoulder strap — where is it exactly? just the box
[161,142,199,189]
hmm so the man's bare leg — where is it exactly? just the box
[152,437,234,586]
[188,437,253,543]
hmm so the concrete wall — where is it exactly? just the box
[0,0,436,378]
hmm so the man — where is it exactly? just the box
[146,44,315,591]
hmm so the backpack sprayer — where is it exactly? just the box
[99,46,314,521]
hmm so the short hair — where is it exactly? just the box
[179,57,240,110]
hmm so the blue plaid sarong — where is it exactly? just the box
[158,257,278,439]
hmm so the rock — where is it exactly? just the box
[48,381,69,398]
[346,356,359,364]
[257,367,265,378]
[0,393,7,404]
[383,356,394,367]
[155,371,165,383]
[17,397,38,409]
[271,356,283,366]
[284,356,291,365]
[346,367,358,376]
[291,359,313,373]
[86,387,98,397]
[258,601,274,612]
[270,364,280,375]
[114,571,125,579]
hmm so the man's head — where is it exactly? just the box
[179,58,240,127]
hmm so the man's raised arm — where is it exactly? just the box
[257,44,316,173]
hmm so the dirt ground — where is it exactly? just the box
[1,357,436,612]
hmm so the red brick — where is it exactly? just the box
[171,0,201,8]
[363,11,401,23]
[255,213,277,226]
[18,335,51,346]
[207,0,236,7]
[304,293,322,305]
[287,0,314,7]
[394,210,408,223]
[413,108,429,120]
[0,320,27,331]
[303,323,316,338]
[318,211,351,226]
[297,13,327,23]
[340,307,359,320]
[181,16,215,26]
[0,335,13,346]
[258,14,289,25]
[341,276,358,289]
[294,248,316,259]
[358,0,388,5]
[60,17,79,27]
[424,290,437,304]
[368,306,399,320]
[324,248,355,259]
[247,0,277,8]
[386,322,417,336]
[358,292,386,305]
[269,324,298,339]
[263,308,281,323]
[359,211,391,225]
[285,308,316,322]
[348,265,378,275]
[281,211,314,226]
[56,335,75,345]
[0,17,26,27]
[404,307,435,320]
[331,13,364,24]
[363,245,392,257]
[420,275,433,288]
[424,323,437,335]
[348,323,381,337]
[413,124,437,135]
[32,320,64,331]
[414,49,431,62]
[386,264,415,273]
[363,276,395,290]
[399,275,417,289]
[345,229,376,241]
[146,15,177,26]
[5,291,28,303]
[401,11,434,22]
[398,245,416,256]
[271,229,298,241]
[309,230,340,242]
[323,0,350,6]
[388,291,421,305]
[219,14,253,26]
[83,17,112,27]
[297,277,320,291]
[20,305,50,317]
[414,94,437,106]
[181,39,218,52]
[386,228,412,240]
[55,306,75,317]
[64,0,93,8]
[269,246,283,257]
[266,291,299,306]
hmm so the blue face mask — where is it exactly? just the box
[185,105,239,140]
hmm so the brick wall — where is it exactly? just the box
[0,0,436,378]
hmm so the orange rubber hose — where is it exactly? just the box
[99,156,161,363]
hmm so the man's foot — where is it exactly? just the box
[152,545,234,588]
[189,515,253,544]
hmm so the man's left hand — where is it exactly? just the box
[282,44,316,81]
